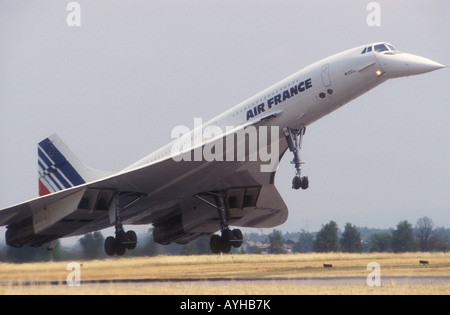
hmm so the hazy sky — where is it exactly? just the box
[1,0,449,236]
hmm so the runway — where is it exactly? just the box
[2,254,449,294]
[83,276,450,288]
[4,276,450,288]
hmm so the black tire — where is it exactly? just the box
[220,234,232,254]
[292,176,302,190]
[301,176,309,190]
[104,236,116,256]
[126,230,138,250]
[210,235,222,254]
[232,229,243,248]
[116,230,126,242]
[115,242,127,256]
[114,230,127,255]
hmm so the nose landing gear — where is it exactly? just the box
[284,127,309,190]
[292,175,309,191]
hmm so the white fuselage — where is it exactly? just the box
[125,42,443,171]
[2,42,444,250]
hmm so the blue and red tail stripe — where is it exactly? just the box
[38,138,86,196]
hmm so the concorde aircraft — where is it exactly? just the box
[0,43,444,255]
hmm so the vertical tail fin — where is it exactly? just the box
[38,134,111,196]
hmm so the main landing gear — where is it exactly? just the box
[284,127,309,190]
[104,192,145,256]
[195,191,243,254]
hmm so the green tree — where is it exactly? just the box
[392,221,417,253]
[340,223,362,253]
[50,241,66,261]
[314,221,339,252]
[180,241,199,255]
[368,233,392,252]
[292,230,314,253]
[5,245,53,262]
[181,236,211,255]
[268,229,286,254]
[79,232,105,259]
[140,228,160,256]
[415,217,435,252]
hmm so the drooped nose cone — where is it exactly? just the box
[377,52,445,78]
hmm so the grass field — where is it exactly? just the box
[0,252,449,295]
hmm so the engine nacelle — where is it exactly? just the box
[5,217,34,248]
[5,217,57,248]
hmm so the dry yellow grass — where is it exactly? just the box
[2,252,449,281]
[0,252,449,295]
[2,283,450,295]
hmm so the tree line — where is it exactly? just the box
[0,216,448,262]
[285,217,450,254]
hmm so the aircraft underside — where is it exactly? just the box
[5,126,309,255]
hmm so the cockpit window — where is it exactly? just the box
[362,43,397,54]
[374,44,389,52]
[386,44,397,51]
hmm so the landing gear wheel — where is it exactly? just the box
[300,176,309,190]
[231,229,243,248]
[220,233,232,254]
[115,242,126,256]
[126,230,138,250]
[293,176,302,190]
[105,236,116,257]
[210,234,231,254]
[210,235,222,254]
[197,191,244,254]
[115,230,127,256]
[103,192,145,256]
[285,127,310,190]
[293,176,309,190]
[210,229,243,253]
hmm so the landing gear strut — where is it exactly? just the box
[104,192,145,256]
[194,191,243,254]
[284,127,309,190]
